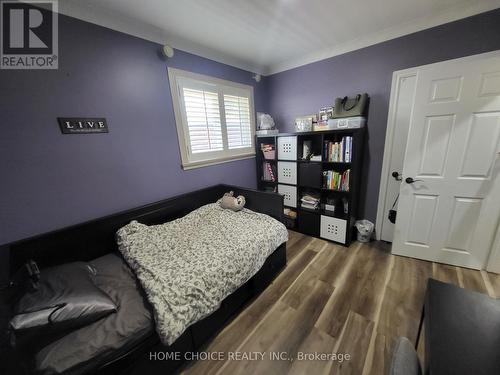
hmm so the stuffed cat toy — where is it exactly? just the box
[219,191,246,212]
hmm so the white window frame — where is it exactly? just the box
[168,67,256,170]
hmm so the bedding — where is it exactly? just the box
[34,254,154,375]
[10,262,117,348]
[116,203,288,345]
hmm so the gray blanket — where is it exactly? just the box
[116,203,288,345]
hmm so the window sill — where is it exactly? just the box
[182,153,256,170]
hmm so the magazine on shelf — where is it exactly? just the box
[301,194,320,210]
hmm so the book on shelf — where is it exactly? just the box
[345,137,351,162]
[301,202,319,210]
[323,136,352,162]
[262,162,276,182]
[322,169,350,191]
[301,194,320,210]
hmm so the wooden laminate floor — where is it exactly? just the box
[184,230,500,375]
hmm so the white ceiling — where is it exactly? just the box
[60,0,500,75]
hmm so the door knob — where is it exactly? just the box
[392,171,402,181]
[405,177,423,184]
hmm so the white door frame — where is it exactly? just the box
[376,50,500,243]
[375,68,417,241]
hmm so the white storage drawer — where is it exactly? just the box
[320,215,347,244]
[277,161,297,185]
[277,136,297,160]
[278,184,297,208]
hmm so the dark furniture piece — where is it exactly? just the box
[255,128,365,246]
[420,278,500,375]
[0,184,287,375]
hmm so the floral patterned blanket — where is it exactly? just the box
[116,203,288,345]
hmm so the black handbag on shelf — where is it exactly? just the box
[333,93,368,118]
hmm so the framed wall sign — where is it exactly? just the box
[58,118,109,134]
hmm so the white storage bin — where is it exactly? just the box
[327,116,366,130]
[320,215,347,244]
[278,184,297,208]
[277,161,297,185]
[277,136,297,160]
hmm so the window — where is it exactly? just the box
[168,68,256,169]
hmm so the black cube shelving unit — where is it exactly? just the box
[255,127,365,246]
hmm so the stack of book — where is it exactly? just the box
[262,162,276,182]
[323,169,350,191]
[301,194,320,210]
[323,136,353,162]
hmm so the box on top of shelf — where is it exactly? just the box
[328,116,366,129]
[295,115,316,132]
[314,116,365,131]
[256,129,279,135]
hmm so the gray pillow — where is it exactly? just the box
[10,261,117,347]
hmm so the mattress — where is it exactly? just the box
[117,203,288,345]
[34,253,154,375]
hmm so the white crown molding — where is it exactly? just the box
[265,1,500,75]
[55,0,499,77]
[56,0,266,75]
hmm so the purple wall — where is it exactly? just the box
[267,9,500,223]
[0,13,267,245]
[2,8,500,246]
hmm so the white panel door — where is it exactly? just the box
[393,53,500,269]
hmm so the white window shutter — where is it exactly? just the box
[224,94,252,149]
[182,88,223,154]
[169,68,255,169]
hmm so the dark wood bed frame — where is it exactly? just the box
[1,184,287,374]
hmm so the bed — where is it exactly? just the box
[3,185,287,374]
[34,253,154,374]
